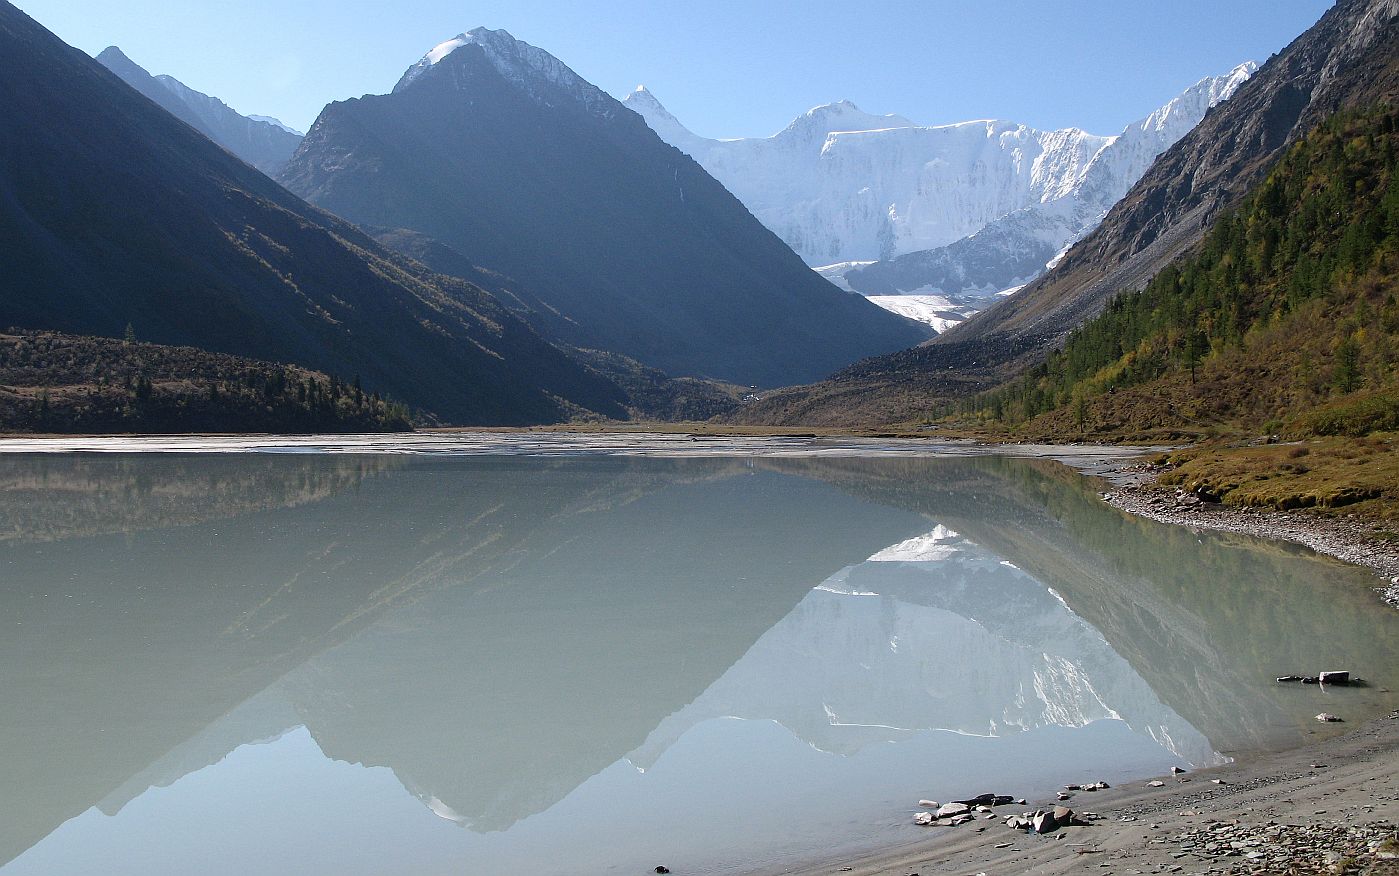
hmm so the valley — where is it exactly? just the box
[1,0,1396,873]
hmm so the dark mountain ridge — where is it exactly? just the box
[95,46,302,176]
[0,3,630,425]
[279,28,929,388]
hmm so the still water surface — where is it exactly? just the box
[0,450,1394,875]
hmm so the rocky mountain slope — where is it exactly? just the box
[279,28,928,388]
[95,46,303,175]
[0,3,629,425]
[625,66,1253,331]
[953,107,1399,450]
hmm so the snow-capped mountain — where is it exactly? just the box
[625,63,1255,330]
[629,526,1219,768]
[393,27,620,120]
[281,28,927,388]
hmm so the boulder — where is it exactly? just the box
[936,802,970,818]
[952,793,998,807]
[913,811,935,826]
[948,813,974,826]
[1315,712,1343,723]
[1318,671,1350,686]
[1032,810,1059,834]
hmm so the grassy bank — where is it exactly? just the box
[1153,435,1399,520]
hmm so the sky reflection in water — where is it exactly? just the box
[1,453,1394,875]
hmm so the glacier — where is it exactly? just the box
[625,63,1256,331]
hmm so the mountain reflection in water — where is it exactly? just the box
[1,453,1393,876]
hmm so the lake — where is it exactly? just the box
[1,440,1395,875]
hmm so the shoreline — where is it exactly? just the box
[2,432,1396,872]
[1,429,1391,599]
[770,711,1398,876]
[1076,454,1399,609]
[772,450,1399,876]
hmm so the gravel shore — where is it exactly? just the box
[1083,457,1399,609]
[773,711,1398,876]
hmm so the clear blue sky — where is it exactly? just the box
[16,0,1332,138]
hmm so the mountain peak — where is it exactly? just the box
[1130,60,1256,137]
[622,84,699,145]
[778,100,915,139]
[94,45,142,77]
[393,27,613,118]
[622,84,674,120]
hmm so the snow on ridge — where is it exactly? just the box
[867,525,967,563]
[426,35,470,65]
[630,63,1255,269]
[1133,60,1256,137]
[394,27,616,118]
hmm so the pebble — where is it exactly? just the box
[1154,817,1397,872]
